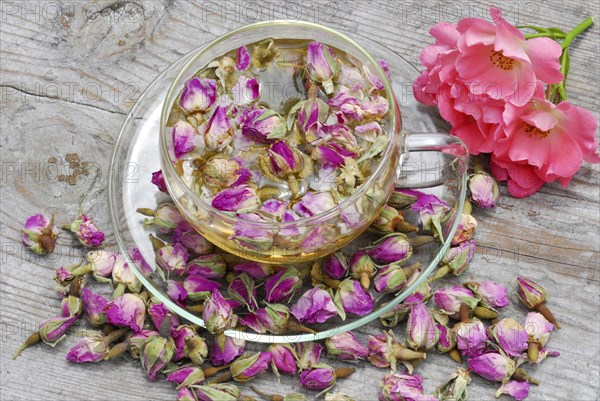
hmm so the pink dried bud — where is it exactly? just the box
[82,250,117,280]
[212,185,260,212]
[451,213,477,246]
[379,295,423,328]
[433,286,478,319]
[232,261,276,280]
[295,342,324,370]
[265,139,304,178]
[495,380,530,401]
[166,280,188,306]
[325,331,369,361]
[523,312,554,347]
[129,330,159,359]
[194,383,240,401]
[111,254,142,294]
[173,222,215,255]
[172,120,198,159]
[166,366,205,388]
[230,351,272,382]
[201,106,233,151]
[186,253,226,278]
[290,286,338,324]
[299,364,336,391]
[180,77,217,114]
[306,41,339,94]
[454,319,489,358]
[202,158,250,190]
[176,387,196,401]
[232,75,260,105]
[151,169,167,193]
[66,214,105,247]
[349,250,376,290]
[373,264,410,294]
[264,267,302,303]
[202,289,238,334]
[465,281,509,308]
[140,203,186,233]
[239,107,286,143]
[269,343,297,375]
[368,330,426,372]
[22,213,59,255]
[491,318,529,357]
[335,278,374,317]
[104,293,145,332]
[227,273,258,310]
[468,352,515,382]
[156,243,189,275]
[406,302,440,351]
[322,251,348,280]
[141,336,176,381]
[66,335,108,363]
[367,233,412,265]
[434,368,472,401]
[236,45,250,70]
[81,288,108,326]
[432,240,475,281]
[379,373,433,401]
[183,328,209,365]
[148,303,180,333]
[469,173,500,208]
[516,276,559,329]
[436,323,456,353]
[183,275,221,302]
[211,332,245,366]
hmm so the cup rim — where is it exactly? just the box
[160,20,402,228]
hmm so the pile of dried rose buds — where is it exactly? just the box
[15,153,561,400]
[165,38,391,229]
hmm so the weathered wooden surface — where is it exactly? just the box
[1,1,599,400]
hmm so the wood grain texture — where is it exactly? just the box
[1,1,599,400]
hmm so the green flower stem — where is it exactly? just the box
[561,16,594,50]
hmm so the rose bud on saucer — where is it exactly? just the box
[171,120,198,159]
[269,343,298,376]
[523,312,555,363]
[186,253,226,278]
[173,222,215,255]
[406,302,440,351]
[464,280,509,308]
[166,280,188,306]
[230,351,272,382]
[129,330,159,359]
[212,185,260,212]
[398,189,450,241]
[454,319,489,358]
[137,203,186,233]
[180,77,217,114]
[322,251,349,280]
[184,275,221,302]
[374,264,415,294]
[325,331,369,362]
[468,173,500,208]
[296,97,329,139]
[104,293,146,332]
[491,318,529,357]
[202,288,238,334]
[295,342,324,370]
[211,332,245,366]
[141,336,176,381]
[264,267,302,303]
[148,303,180,333]
[22,213,59,255]
[64,213,105,248]
[515,276,560,329]
[291,286,338,324]
[239,107,286,143]
[232,75,260,106]
[307,41,339,94]
[156,243,189,276]
[368,331,426,373]
[312,142,357,168]
[349,250,376,290]
[111,254,142,297]
[451,213,477,246]
[227,273,258,310]
[151,170,167,193]
[430,240,475,281]
[233,261,277,280]
[367,233,412,265]
[201,106,233,151]
[335,278,374,317]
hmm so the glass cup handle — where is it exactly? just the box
[395,132,469,189]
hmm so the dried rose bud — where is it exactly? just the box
[495,380,530,401]
[379,295,423,328]
[180,77,217,114]
[129,330,159,359]
[54,266,74,284]
[172,120,198,158]
[104,293,146,332]
[151,169,167,193]
[371,205,417,234]
[264,267,302,303]
[211,332,245,366]
[194,383,240,401]
[202,288,238,334]
[436,323,456,354]
[400,189,450,240]
[22,213,59,255]
[433,286,478,320]
[523,312,555,363]
[262,139,303,182]
[406,302,440,351]
[368,331,426,373]
[141,336,176,381]
[515,276,559,328]
[295,342,324,370]
[254,304,296,334]
[367,233,412,265]
[148,303,180,334]
[465,281,509,308]
[312,142,357,168]
[434,368,471,401]
[431,240,475,281]
[231,351,272,382]
[454,319,489,358]
[71,250,117,282]
[228,273,258,310]
[183,275,221,302]
[166,280,188,306]
[491,318,528,357]
[299,364,336,391]
[335,278,374,317]
[111,254,142,296]
[187,253,226,278]
[176,387,196,401]
[239,107,286,143]
[468,173,500,208]
[156,243,189,276]
[325,331,368,361]
[212,185,260,212]
[291,286,338,324]
[387,190,418,210]
[167,366,205,388]
[138,203,186,233]
[180,326,207,365]
[373,264,412,294]
[232,75,260,105]
[65,213,105,248]
[81,287,108,326]
[66,335,108,363]
[379,373,435,401]
[306,41,339,94]
[322,251,348,280]
[468,352,515,382]
[232,212,274,251]
[269,343,297,376]
[173,222,214,255]
[295,98,329,138]
[233,262,276,280]
[451,213,477,246]
[349,250,376,290]
[201,106,233,151]
[236,45,250,70]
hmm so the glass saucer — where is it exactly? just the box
[108,33,466,343]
